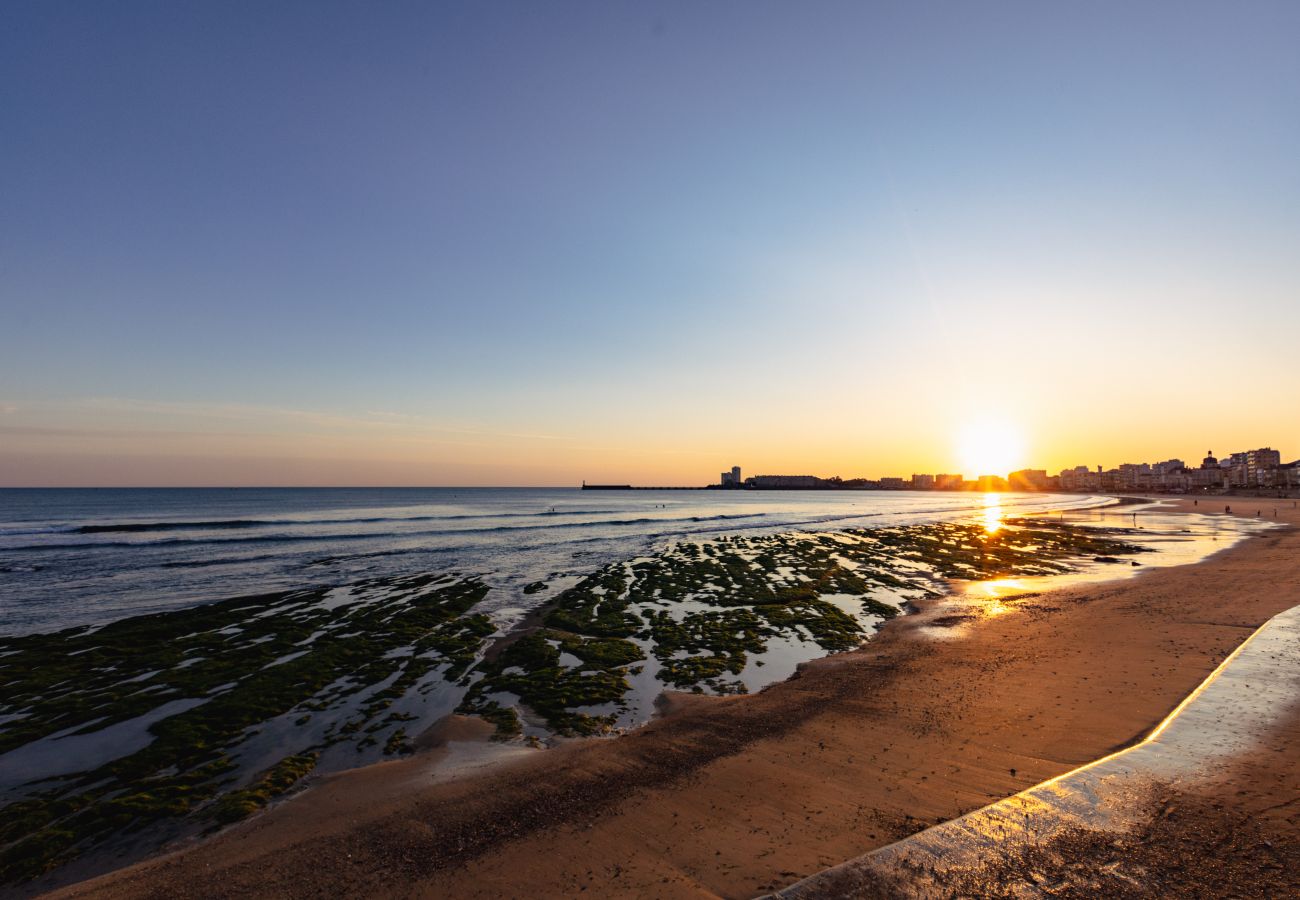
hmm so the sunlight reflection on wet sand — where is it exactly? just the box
[917,502,1279,638]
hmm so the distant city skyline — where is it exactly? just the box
[3,2,1299,487]
[708,443,1296,494]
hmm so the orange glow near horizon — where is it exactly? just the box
[0,397,1294,487]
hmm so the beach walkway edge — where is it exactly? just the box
[763,602,1300,898]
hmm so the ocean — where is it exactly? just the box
[0,487,1108,637]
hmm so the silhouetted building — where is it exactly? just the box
[1008,469,1049,491]
[747,475,822,489]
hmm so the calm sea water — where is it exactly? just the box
[0,487,1109,636]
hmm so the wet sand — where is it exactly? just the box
[52,497,1300,899]
[772,579,1300,898]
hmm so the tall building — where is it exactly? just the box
[1246,448,1281,486]
[935,473,963,491]
[1008,469,1049,491]
[911,474,935,490]
[731,465,742,485]
[1058,466,1091,491]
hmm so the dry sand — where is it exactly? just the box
[52,497,1300,899]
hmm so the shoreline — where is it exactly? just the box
[47,495,1300,898]
[769,598,1300,898]
[2,492,1133,889]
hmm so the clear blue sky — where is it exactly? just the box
[3,1,1298,485]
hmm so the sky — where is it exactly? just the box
[2,1,1298,486]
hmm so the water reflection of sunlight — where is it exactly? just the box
[982,493,1004,535]
[977,577,1029,599]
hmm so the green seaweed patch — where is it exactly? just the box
[206,752,320,826]
[758,598,868,653]
[642,608,766,689]
[0,573,494,885]
[542,569,641,637]
[466,700,522,741]
[383,728,413,756]
[458,629,643,737]
[471,517,1145,721]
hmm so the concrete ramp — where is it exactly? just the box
[764,604,1300,899]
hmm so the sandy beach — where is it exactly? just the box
[52,497,1300,899]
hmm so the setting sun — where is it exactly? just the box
[957,421,1025,476]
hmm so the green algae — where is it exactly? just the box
[384,728,414,756]
[0,515,1152,884]
[0,573,494,885]
[460,518,1148,736]
[541,566,638,636]
[469,700,523,740]
[207,752,319,825]
[644,607,767,688]
[458,629,644,736]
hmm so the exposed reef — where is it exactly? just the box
[459,519,1149,736]
[0,516,1147,885]
[0,573,492,883]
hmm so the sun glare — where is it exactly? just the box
[957,421,1025,477]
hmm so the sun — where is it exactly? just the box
[956,420,1025,476]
